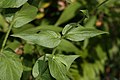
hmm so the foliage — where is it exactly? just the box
[0,0,120,80]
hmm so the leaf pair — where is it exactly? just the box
[32,54,79,80]
[62,23,108,41]
[12,23,108,48]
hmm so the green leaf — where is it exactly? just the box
[83,39,89,49]
[36,69,53,80]
[32,60,47,77]
[5,40,21,50]
[95,61,104,73]
[80,10,89,18]
[95,45,107,60]
[64,26,108,41]
[82,16,97,49]
[57,39,89,58]
[0,14,8,32]
[36,25,63,32]
[48,55,69,80]
[12,24,35,34]
[32,59,52,80]
[62,23,77,35]
[80,10,89,24]
[55,2,81,26]
[93,60,104,75]
[0,0,28,8]
[12,30,61,48]
[48,54,79,80]
[25,25,62,33]
[0,50,23,80]
[57,39,82,54]
[85,16,96,28]
[13,3,38,28]
[82,63,95,79]
[57,55,79,70]
[23,44,34,54]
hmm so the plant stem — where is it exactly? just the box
[43,53,46,62]
[91,0,109,14]
[52,48,57,56]
[0,21,14,53]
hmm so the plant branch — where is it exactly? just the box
[43,53,46,62]
[52,48,57,56]
[91,0,109,14]
[0,21,14,53]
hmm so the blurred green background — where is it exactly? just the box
[0,0,120,80]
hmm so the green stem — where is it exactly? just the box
[91,0,109,14]
[52,48,57,56]
[43,53,46,62]
[0,21,14,53]
[96,0,109,9]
